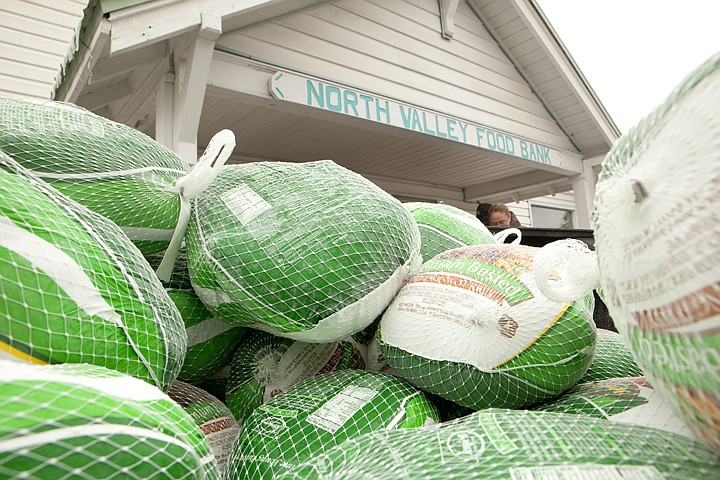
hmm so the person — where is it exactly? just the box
[476,203,492,225]
[488,203,522,227]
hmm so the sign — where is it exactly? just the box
[269,71,564,167]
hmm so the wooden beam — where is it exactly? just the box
[109,0,274,55]
[464,170,565,202]
[76,80,132,111]
[172,13,222,164]
[572,174,593,229]
[61,19,111,103]
[90,41,167,85]
[114,59,167,128]
[155,71,175,150]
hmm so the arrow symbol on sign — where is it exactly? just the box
[271,72,285,99]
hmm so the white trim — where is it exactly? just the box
[60,20,111,103]
[528,200,577,228]
[108,0,326,55]
[512,0,619,144]
[571,175,593,229]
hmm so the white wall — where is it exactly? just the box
[217,0,575,153]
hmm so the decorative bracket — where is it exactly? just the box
[439,0,460,39]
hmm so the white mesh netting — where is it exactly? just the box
[225,329,365,425]
[0,361,219,479]
[227,369,440,480]
[533,376,694,438]
[580,328,644,383]
[2,52,720,479]
[167,380,241,476]
[405,202,496,262]
[593,52,720,453]
[185,160,421,343]
[0,96,189,256]
[145,246,246,384]
[0,150,186,392]
[273,408,720,479]
[532,238,600,304]
[377,243,596,410]
[168,288,245,384]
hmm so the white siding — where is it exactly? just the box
[217,0,575,152]
[507,200,531,226]
[530,191,576,210]
[0,0,86,99]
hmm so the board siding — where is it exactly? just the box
[0,0,86,99]
[217,0,575,152]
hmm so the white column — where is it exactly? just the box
[155,71,175,149]
[171,13,221,164]
[572,174,593,229]
[574,155,605,228]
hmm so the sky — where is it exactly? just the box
[535,0,720,133]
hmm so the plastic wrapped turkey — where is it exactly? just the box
[185,160,421,343]
[0,96,189,255]
[404,202,496,262]
[0,362,219,479]
[0,151,185,392]
[592,52,720,452]
[377,243,596,410]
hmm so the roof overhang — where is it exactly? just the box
[54,0,619,208]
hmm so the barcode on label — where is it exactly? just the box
[305,386,377,434]
[510,465,663,480]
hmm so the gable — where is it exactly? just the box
[47,0,618,225]
[216,0,576,153]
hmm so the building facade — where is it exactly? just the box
[8,0,621,227]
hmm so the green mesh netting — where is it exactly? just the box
[0,361,219,479]
[225,329,364,425]
[274,408,720,479]
[168,380,241,476]
[378,244,596,409]
[593,52,720,452]
[168,289,245,384]
[580,328,644,382]
[227,369,439,480]
[405,202,496,262]
[0,96,189,256]
[185,160,421,342]
[0,151,185,391]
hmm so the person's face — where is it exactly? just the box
[490,212,511,227]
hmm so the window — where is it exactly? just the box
[530,205,574,228]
